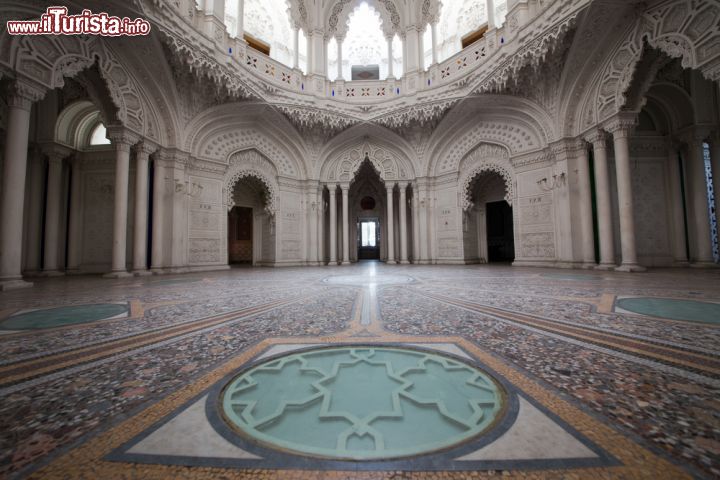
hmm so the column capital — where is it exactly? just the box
[6,80,46,111]
[603,114,637,138]
[328,185,337,196]
[40,142,72,163]
[584,128,609,148]
[386,183,396,193]
[339,182,350,192]
[106,125,139,150]
[134,139,158,158]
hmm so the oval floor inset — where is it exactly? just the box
[0,303,129,330]
[616,297,720,324]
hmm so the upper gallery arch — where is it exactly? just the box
[184,102,309,179]
[424,95,553,177]
[325,0,404,40]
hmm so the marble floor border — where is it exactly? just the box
[29,336,690,480]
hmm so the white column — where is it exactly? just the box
[576,143,596,267]
[329,186,338,264]
[341,184,350,264]
[666,142,688,265]
[66,156,83,272]
[607,118,645,272]
[317,187,325,264]
[387,36,394,79]
[404,28,419,74]
[0,81,44,290]
[585,129,615,270]
[104,127,136,278]
[41,148,66,275]
[386,184,396,263]
[399,183,409,264]
[132,142,154,275]
[336,37,344,80]
[486,0,496,29]
[412,185,420,262]
[417,27,425,71]
[293,27,299,69]
[430,22,438,65]
[236,0,244,39]
[151,156,166,272]
[418,183,429,262]
[686,133,715,265]
[25,148,45,274]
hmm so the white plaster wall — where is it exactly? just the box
[187,174,226,267]
[514,166,558,264]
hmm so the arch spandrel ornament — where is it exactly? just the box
[586,0,720,130]
[458,143,515,211]
[224,149,280,215]
[11,35,148,137]
[329,141,409,183]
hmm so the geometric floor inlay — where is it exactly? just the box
[0,303,129,330]
[220,346,505,460]
[615,297,720,324]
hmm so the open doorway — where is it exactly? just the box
[358,218,380,260]
[486,200,515,262]
[228,206,253,264]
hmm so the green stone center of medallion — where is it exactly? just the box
[221,346,505,460]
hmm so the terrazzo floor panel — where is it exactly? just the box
[0,263,718,479]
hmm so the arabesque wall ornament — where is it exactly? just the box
[459,144,514,211]
[224,150,280,215]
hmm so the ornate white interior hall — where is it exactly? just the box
[0,1,720,479]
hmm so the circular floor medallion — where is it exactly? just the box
[221,346,505,460]
[616,297,720,325]
[0,303,129,330]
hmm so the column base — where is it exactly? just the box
[133,270,153,276]
[671,260,690,267]
[580,262,597,270]
[329,260,338,266]
[399,260,410,265]
[386,260,397,265]
[615,264,647,273]
[0,279,34,291]
[38,270,65,277]
[594,263,616,271]
[341,261,351,265]
[690,261,719,268]
[103,271,133,279]
[150,268,166,275]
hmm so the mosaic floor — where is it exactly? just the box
[0,262,719,479]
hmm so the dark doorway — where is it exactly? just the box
[486,201,515,262]
[228,206,253,264]
[358,219,380,260]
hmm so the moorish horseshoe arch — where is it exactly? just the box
[458,144,515,211]
[224,149,280,216]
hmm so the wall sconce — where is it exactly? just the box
[537,173,566,192]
